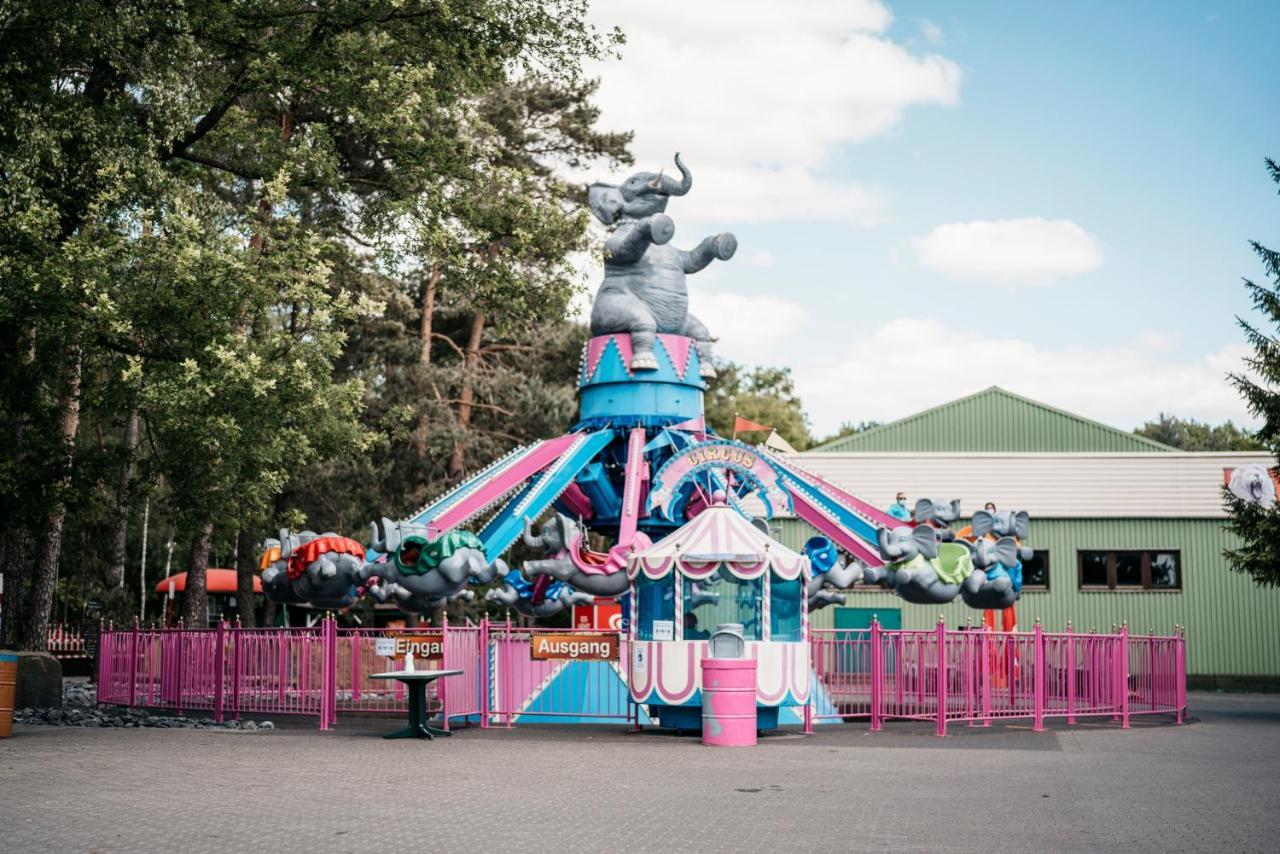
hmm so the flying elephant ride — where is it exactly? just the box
[256,151,1038,726]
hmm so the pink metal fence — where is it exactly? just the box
[98,618,1184,735]
[807,622,1186,735]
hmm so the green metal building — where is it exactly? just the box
[775,387,1280,686]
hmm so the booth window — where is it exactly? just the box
[769,572,803,641]
[1022,550,1050,590]
[635,575,675,640]
[683,567,763,641]
[1077,550,1181,591]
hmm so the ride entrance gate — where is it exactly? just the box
[97,619,1184,733]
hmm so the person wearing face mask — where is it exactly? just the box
[887,491,911,521]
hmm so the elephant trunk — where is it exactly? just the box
[522,517,544,549]
[662,152,692,196]
[278,528,293,558]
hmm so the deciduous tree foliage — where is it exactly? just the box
[0,1,623,641]
[704,362,815,450]
[1224,159,1280,587]
[1134,414,1263,451]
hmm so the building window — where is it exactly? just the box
[1076,550,1182,591]
[1021,550,1050,590]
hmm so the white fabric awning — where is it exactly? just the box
[628,501,810,581]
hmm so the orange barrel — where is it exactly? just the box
[0,652,17,738]
[701,658,757,747]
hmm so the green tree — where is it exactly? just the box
[0,1,619,642]
[1224,159,1280,587]
[704,362,815,450]
[1135,414,1264,451]
[816,420,883,447]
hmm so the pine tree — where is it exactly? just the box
[1224,159,1280,587]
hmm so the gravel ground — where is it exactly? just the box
[2,691,1277,853]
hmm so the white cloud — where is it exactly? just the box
[743,250,776,269]
[912,218,1104,286]
[793,317,1256,435]
[918,19,944,45]
[586,0,961,224]
[688,290,808,360]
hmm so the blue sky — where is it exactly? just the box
[584,1,1278,435]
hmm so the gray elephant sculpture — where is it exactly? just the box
[588,152,736,376]
[864,525,968,605]
[520,514,634,597]
[277,529,367,610]
[258,537,306,606]
[970,509,1034,562]
[802,536,865,611]
[914,498,961,541]
[960,536,1021,610]
[484,580,594,619]
[366,582,475,617]
[359,518,508,614]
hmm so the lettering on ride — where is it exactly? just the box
[647,440,792,519]
[377,633,445,661]
[683,445,757,469]
[529,633,619,662]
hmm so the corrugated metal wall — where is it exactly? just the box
[778,517,1280,677]
[819,387,1175,454]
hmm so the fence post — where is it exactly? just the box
[231,620,242,721]
[319,615,335,731]
[935,618,947,737]
[1033,621,1045,732]
[480,616,491,729]
[350,629,361,705]
[870,618,882,732]
[213,620,226,723]
[980,625,991,727]
[1176,625,1186,725]
[1066,621,1076,725]
[440,612,450,733]
[1119,624,1130,729]
[128,621,139,708]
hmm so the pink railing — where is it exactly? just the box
[807,622,1186,734]
[98,619,1184,735]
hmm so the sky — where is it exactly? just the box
[576,0,1280,437]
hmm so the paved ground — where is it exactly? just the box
[2,692,1278,853]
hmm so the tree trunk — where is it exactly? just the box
[235,527,257,628]
[20,348,83,652]
[108,408,140,589]
[1,525,34,649]
[181,522,214,626]
[447,311,485,479]
[413,265,442,502]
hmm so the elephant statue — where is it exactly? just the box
[588,152,736,377]
[258,537,305,605]
[970,509,1034,562]
[365,581,474,617]
[485,573,594,619]
[864,525,969,605]
[360,518,508,608]
[960,536,1022,610]
[277,528,368,609]
[1228,463,1277,509]
[803,536,864,611]
[914,498,961,541]
[520,514,650,597]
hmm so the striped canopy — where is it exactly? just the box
[628,500,809,581]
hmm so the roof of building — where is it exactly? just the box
[813,386,1178,454]
[778,451,1273,519]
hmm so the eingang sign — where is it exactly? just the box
[530,633,619,662]
[377,632,445,661]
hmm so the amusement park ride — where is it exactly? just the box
[258,152,1035,729]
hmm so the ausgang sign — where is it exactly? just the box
[530,633,619,662]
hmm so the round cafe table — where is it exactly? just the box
[369,669,463,740]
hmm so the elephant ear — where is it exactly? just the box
[913,498,936,524]
[1012,510,1030,540]
[993,537,1020,568]
[947,499,962,520]
[911,525,940,560]
[555,513,577,550]
[588,183,624,225]
[875,526,894,560]
[971,510,995,538]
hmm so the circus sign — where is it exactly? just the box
[646,440,792,521]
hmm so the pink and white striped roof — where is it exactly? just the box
[628,503,809,581]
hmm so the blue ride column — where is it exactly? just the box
[574,333,707,429]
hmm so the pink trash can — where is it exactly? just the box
[701,658,758,747]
